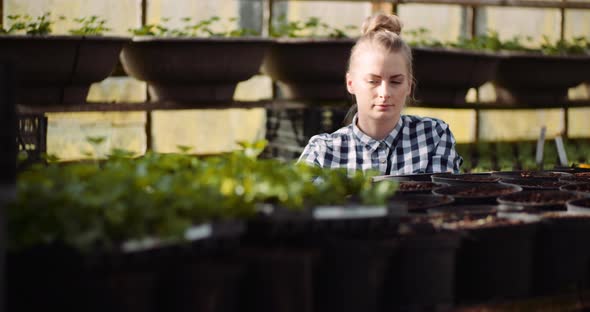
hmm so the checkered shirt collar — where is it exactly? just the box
[351,114,404,153]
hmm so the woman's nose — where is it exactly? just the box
[378,82,392,99]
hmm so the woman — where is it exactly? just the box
[298,13,463,175]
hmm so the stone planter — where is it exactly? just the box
[261,38,355,101]
[412,47,500,105]
[0,35,129,105]
[493,52,590,105]
[120,37,272,103]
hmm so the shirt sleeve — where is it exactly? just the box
[428,121,463,173]
[297,134,328,167]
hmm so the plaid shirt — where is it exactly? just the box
[298,114,463,175]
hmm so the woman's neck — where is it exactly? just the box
[356,116,400,141]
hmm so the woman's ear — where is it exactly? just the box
[346,72,355,94]
[405,78,412,96]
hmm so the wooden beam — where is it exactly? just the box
[391,0,590,9]
[371,1,394,13]
[283,0,590,9]
[141,0,147,26]
[15,99,590,114]
[263,0,273,37]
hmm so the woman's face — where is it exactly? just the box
[346,48,411,125]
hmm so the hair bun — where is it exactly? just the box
[361,13,403,36]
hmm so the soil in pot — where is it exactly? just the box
[560,172,590,184]
[500,178,570,190]
[443,215,539,303]
[397,181,449,194]
[388,193,454,214]
[492,170,573,180]
[559,182,590,197]
[497,190,581,212]
[431,173,500,186]
[427,205,498,218]
[532,212,590,296]
[433,183,521,205]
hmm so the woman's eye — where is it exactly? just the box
[391,81,402,84]
[368,80,379,84]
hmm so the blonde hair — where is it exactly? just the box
[348,13,413,81]
[343,13,414,125]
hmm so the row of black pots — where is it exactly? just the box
[7,203,590,311]
[6,220,245,312]
[4,35,590,106]
[244,201,590,307]
[376,170,590,212]
[245,208,590,309]
[445,212,590,302]
[244,210,461,311]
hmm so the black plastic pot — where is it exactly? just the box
[373,173,435,182]
[532,212,590,296]
[447,214,540,303]
[560,174,590,184]
[431,173,500,186]
[8,220,245,312]
[238,247,319,312]
[566,197,590,213]
[6,244,160,312]
[161,259,244,312]
[153,220,246,312]
[499,178,570,190]
[433,183,522,205]
[315,239,398,312]
[497,190,581,212]
[246,204,400,244]
[384,227,461,310]
[560,182,590,197]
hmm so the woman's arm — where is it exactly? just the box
[428,122,463,173]
[297,135,327,167]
